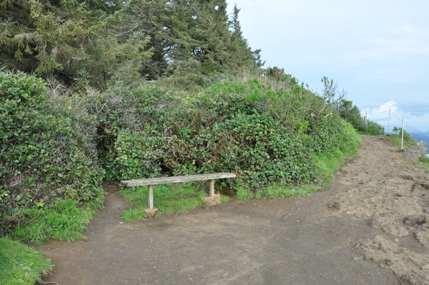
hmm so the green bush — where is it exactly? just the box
[91,84,176,181]
[0,72,104,236]
[419,156,429,164]
[362,120,385,135]
[314,120,361,187]
[262,184,321,199]
[115,131,169,180]
[103,78,358,196]
[334,98,384,135]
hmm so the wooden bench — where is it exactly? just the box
[121,172,236,216]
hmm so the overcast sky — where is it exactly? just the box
[226,0,429,133]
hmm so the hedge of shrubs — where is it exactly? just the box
[0,72,104,235]
[1,72,358,236]
[99,78,354,190]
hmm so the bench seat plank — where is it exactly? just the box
[121,172,236,187]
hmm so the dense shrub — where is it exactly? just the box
[105,78,355,192]
[115,131,169,180]
[363,120,385,135]
[335,98,384,136]
[91,82,177,181]
[0,72,104,235]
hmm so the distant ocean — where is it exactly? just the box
[410,133,429,156]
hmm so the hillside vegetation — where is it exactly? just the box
[0,1,383,282]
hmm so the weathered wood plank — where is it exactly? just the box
[121,172,236,187]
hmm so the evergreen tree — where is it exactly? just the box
[0,0,263,85]
[0,0,151,89]
[229,5,257,70]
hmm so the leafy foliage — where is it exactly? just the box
[236,186,255,200]
[0,72,104,236]
[314,120,361,187]
[104,77,358,195]
[363,120,385,135]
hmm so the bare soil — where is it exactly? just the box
[37,135,429,285]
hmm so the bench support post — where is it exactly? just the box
[148,185,154,209]
[209,179,215,196]
[144,185,158,217]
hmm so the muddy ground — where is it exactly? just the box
[37,135,429,285]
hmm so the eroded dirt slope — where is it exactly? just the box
[331,135,429,284]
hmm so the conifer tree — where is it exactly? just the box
[0,0,263,85]
[0,0,151,89]
[228,5,256,70]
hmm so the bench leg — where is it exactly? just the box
[209,179,215,196]
[202,179,220,206]
[148,185,154,209]
[144,185,158,217]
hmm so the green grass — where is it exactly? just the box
[0,237,52,285]
[236,186,255,200]
[12,199,95,245]
[387,131,415,149]
[120,184,215,222]
[414,155,429,173]
[387,134,402,148]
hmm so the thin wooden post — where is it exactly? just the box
[209,180,215,196]
[388,107,391,134]
[401,118,404,150]
[148,185,154,209]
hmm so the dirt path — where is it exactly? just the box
[36,135,429,285]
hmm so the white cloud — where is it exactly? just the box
[346,23,429,63]
[364,101,429,133]
[227,0,429,124]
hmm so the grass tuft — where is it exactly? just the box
[120,184,214,222]
[414,155,429,173]
[236,186,255,201]
[12,199,94,245]
[0,237,52,285]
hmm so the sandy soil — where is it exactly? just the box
[36,135,429,285]
[330,135,429,284]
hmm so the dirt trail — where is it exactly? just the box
[331,135,429,284]
[37,135,429,285]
